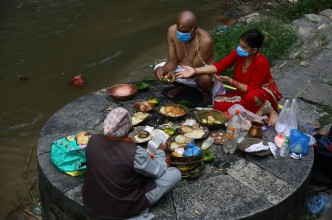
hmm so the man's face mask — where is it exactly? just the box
[177,26,195,43]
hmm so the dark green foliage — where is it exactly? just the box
[283,0,332,21]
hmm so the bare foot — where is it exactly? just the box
[167,85,186,98]
[266,110,279,127]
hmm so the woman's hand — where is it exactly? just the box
[175,65,196,79]
[214,74,232,83]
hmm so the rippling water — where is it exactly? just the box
[0,0,223,217]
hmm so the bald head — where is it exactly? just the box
[177,10,196,30]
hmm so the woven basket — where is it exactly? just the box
[170,154,205,178]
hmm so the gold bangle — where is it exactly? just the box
[194,68,197,76]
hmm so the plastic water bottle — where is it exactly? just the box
[224,110,242,154]
[280,137,289,157]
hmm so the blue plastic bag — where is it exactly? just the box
[306,195,330,214]
[289,129,310,155]
[183,139,202,157]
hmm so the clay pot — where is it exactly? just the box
[248,120,264,139]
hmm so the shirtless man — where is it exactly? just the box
[154,10,225,106]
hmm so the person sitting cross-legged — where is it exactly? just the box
[175,29,281,126]
[82,107,181,219]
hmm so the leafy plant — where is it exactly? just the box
[272,0,332,21]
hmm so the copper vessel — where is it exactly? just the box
[248,120,264,139]
[107,84,138,101]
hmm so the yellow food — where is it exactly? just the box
[66,135,75,142]
[160,106,186,117]
[179,165,191,171]
[171,152,183,158]
[77,135,89,145]
[148,98,159,104]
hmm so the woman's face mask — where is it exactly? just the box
[236,45,250,57]
[177,26,195,43]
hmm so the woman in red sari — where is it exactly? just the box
[175,29,281,126]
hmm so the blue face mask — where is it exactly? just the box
[177,30,191,43]
[236,45,250,57]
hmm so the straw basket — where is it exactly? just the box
[170,154,205,178]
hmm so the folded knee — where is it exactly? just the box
[168,167,182,183]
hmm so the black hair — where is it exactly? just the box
[240,29,265,49]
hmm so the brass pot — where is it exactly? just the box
[248,120,264,139]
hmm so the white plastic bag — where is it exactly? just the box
[228,104,267,130]
[275,99,298,135]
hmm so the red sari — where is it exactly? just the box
[213,50,280,113]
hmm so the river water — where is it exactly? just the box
[0,0,227,217]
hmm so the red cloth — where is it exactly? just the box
[213,50,278,113]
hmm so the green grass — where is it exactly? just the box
[212,18,298,77]
[279,0,332,21]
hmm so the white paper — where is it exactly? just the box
[245,142,269,152]
[147,130,169,155]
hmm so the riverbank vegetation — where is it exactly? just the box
[212,0,331,77]
[279,0,332,21]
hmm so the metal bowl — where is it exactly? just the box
[107,84,138,101]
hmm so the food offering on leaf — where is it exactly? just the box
[195,110,228,129]
[134,101,154,112]
[163,127,176,136]
[129,126,153,143]
[160,75,172,84]
[137,130,150,139]
[175,135,191,145]
[179,124,208,139]
[210,132,226,144]
[134,133,151,143]
[168,134,191,151]
[158,104,188,119]
[66,135,75,142]
[132,112,149,125]
[75,131,91,146]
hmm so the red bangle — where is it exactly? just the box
[231,79,240,88]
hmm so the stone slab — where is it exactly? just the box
[172,175,273,220]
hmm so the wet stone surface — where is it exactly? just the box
[37,80,314,220]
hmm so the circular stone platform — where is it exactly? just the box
[37,80,313,220]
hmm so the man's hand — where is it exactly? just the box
[175,65,195,78]
[157,142,168,152]
[166,71,176,83]
[155,67,165,80]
